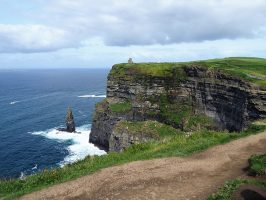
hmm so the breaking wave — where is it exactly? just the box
[31,124,106,166]
[9,93,61,105]
[10,101,20,105]
[78,94,106,98]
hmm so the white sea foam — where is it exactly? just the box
[9,93,60,105]
[78,94,106,98]
[31,124,106,166]
[19,172,26,180]
[10,94,105,105]
[10,101,20,105]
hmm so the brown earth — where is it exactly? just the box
[20,132,266,200]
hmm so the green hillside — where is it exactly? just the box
[110,57,266,86]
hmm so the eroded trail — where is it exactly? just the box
[20,132,266,200]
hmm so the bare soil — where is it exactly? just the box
[20,131,266,200]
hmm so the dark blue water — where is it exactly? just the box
[0,69,109,179]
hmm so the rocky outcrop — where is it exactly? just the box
[66,107,75,132]
[65,107,76,132]
[109,121,160,152]
[89,100,135,150]
[90,64,266,152]
[57,107,76,133]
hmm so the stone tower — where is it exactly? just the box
[128,58,133,64]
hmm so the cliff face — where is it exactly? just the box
[90,63,266,152]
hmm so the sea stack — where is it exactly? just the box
[66,107,75,132]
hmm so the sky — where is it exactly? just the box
[0,0,266,69]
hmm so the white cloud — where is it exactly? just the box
[0,24,74,53]
[1,0,266,55]
[40,0,266,46]
[1,37,266,69]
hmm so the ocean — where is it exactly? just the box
[0,69,109,179]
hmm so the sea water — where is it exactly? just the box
[0,69,109,179]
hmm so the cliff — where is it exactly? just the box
[90,58,266,152]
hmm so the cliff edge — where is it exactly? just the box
[90,57,266,152]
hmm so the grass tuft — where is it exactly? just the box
[113,120,182,138]
[249,153,266,176]
[109,102,132,113]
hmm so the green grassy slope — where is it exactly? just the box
[0,125,265,199]
[110,57,266,86]
[205,57,266,86]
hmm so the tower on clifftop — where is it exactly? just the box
[128,58,133,64]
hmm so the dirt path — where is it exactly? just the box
[20,132,266,200]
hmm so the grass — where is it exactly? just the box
[113,120,183,138]
[109,57,266,86]
[151,95,215,131]
[205,57,266,86]
[249,153,266,176]
[109,63,184,78]
[254,118,266,126]
[0,124,265,199]
[108,102,132,113]
[207,179,266,200]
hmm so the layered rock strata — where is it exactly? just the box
[90,64,266,151]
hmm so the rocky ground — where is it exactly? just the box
[20,131,266,200]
